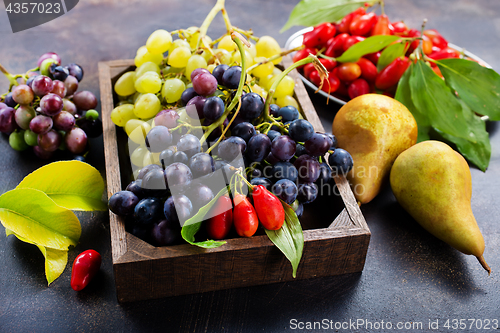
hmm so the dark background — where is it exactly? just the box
[0,0,499,332]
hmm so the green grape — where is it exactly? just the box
[273,75,295,98]
[135,71,162,94]
[272,67,282,76]
[256,36,282,65]
[276,95,299,109]
[114,71,136,97]
[213,49,232,65]
[251,56,274,78]
[186,26,201,49]
[142,151,161,167]
[24,129,38,146]
[168,46,191,68]
[9,130,29,151]
[259,73,274,91]
[85,109,100,120]
[40,58,58,76]
[232,50,254,67]
[133,91,143,103]
[135,61,161,79]
[135,46,163,67]
[161,78,185,103]
[163,66,183,75]
[207,64,216,73]
[125,119,151,144]
[247,42,257,58]
[185,54,208,80]
[134,93,161,119]
[111,104,137,127]
[169,39,191,53]
[250,84,267,99]
[146,29,172,55]
[130,146,149,167]
[218,35,236,52]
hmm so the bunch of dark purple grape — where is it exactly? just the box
[108,63,354,247]
[0,52,102,160]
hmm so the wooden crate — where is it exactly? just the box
[98,57,371,303]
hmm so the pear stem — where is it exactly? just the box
[476,255,491,275]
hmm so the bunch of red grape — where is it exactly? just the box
[292,5,462,101]
[0,52,102,160]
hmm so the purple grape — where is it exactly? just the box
[25,75,37,88]
[164,162,193,189]
[37,52,61,67]
[264,152,280,165]
[11,85,34,105]
[277,106,300,122]
[163,195,193,225]
[14,105,36,130]
[134,197,163,226]
[32,75,54,96]
[137,164,162,180]
[186,96,206,119]
[186,182,214,211]
[38,129,62,152]
[50,65,69,81]
[217,136,246,162]
[269,103,280,117]
[65,127,87,154]
[0,107,17,133]
[63,99,77,115]
[288,119,314,142]
[151,219,181,246]
[270,135,296,161]
[240,92,264,119]
[159,149,175,169]
[271,161,298,183]
[64,75,79,96]
[173,151,189,164]
[53,111,76,131]
[316,162,332,186]
[145,125,173,152]
[221,66,242,89]
[192,72,218,96]
[4,93,17,107]
[33,145,54,159]
[190,68,211,81]
[212,64,229,85]
[297,182,319,204]
[108,190,139,216]
[180,87,198,105]
[304,133,331,157]
[246,133,271,162]
[142,168,168,191]
[177,134,201,157]
[203,96,225,121]
[189,152,215,178]
[72,91,97,111]
[66,63,84,82]
[271,179,298,205]
[51,80,67,98]
[154,109,179,129]
[250,177,273,191]
[328,148,353,175]
[40,93,63,116]
[232,121,256,143]
[0,102,7,110]
[29,115,53,134]
[294,154,321,183]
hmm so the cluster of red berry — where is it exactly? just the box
[292,6,461,101]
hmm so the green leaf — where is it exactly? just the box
[281,0,376,33]
[265,200,304,278]
[377,42,406,72]
[336,35,402,63]
[16,161,106,211]
[395,63,431,142]
[181,186,228,249]
[409,60,477,142]
[435,100,491,171]
[437,58,500,121]
[6,229,67,285]
[0,188,81,250]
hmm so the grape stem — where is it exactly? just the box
[205,97,242,155]
[0,63,19,87]
[245,45,304,74]
[199,33,248,146]
[197,0,226,49]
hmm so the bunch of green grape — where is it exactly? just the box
[110,27,299,138]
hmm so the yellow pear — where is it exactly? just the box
[332,94,418,204]
[390,140,490,274]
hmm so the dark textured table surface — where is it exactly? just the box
[1,1,499,332]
